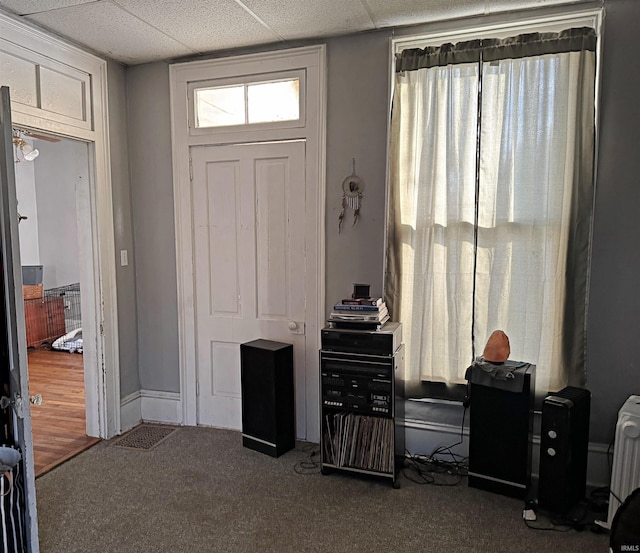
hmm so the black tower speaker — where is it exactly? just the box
[538,386,591,514]
[468,364,535,499]
[240,339,295,457]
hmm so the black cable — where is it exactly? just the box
[600,441,625,505]
[402,451,467,486]
[560,502,590,528]
[470,47,484,362]
[525,498,596,534]
[593,444,624,508]
[524,519,573,533]
[402,401,470,486]
[402,453,436,485]
[603,441,622,507]
[293,444,321,474]
[609,488,623,505]
[428,404,468,463]
[432,403,467,454]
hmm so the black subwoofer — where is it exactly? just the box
[240,339,295,457]
[467,362,536,499]
[538,386,591,514]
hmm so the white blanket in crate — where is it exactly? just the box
[52,328,83,353]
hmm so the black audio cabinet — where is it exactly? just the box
[467,363,535,499]
[319,344,405,487]
[240,339,295,457]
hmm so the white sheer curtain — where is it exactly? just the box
[386,30,596,395]
[388,63,479,385]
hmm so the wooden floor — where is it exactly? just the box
[27,349,100,477]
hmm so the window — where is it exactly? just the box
[194,77,300,128]
[385,25,598,397]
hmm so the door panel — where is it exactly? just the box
[256,160,289,319]
[0,86,39,551]
[192,141,306,436]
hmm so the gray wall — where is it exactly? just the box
[14,147,39,266]
[108,60,141,398]
[15,138,85,289]
[124,0,639,444]
[585,0,640,443]
[34,139,84,290]
[325,31,390,311]
[126,61,180,393]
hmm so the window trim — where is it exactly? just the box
[187,69,306,136]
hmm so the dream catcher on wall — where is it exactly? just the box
[338,159,364,233]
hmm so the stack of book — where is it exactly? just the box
[328,297,389,330]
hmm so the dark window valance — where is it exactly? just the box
[395,26,597,72]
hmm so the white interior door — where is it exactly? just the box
[0,86,39,552]
[192,141,307,436]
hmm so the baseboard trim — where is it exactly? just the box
[120,391,142,433]
[402,418,610,488]
[120,389,182,431]
[140,390,182,424]
[404,417,469,436]
[404,418,469,461]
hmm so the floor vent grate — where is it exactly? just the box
[110,424,178,451]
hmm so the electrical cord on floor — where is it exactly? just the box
[524,502,590,533]
[524,492,611,534]
[524,519,574,532]
[402,449,468,486]
[402,405,468,486]
[590,485,616,513]
[294,443,321,474]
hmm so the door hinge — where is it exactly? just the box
[189,157,193,181]
[196,381,200,397]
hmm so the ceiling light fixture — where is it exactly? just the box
[12,135,39,162]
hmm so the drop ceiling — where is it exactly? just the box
[0,0,582,65]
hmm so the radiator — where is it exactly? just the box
[608,395,640,526]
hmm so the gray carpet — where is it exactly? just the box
[35,426,608,552]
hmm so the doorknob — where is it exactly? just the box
[288,321,305,335]
[0,394,42,409]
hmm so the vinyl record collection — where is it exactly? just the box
[322,412,394,473]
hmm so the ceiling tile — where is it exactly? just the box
[0,0,591,67]
[114,0,282,54]
[25,1,196,64]
[0,0,95,16]
[240,0,374,40]
[487,0,581,14]
[363,0,483,28]
[364,0,580,28]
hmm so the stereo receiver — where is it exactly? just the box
[320,350,394,416]
[321,321,402,356]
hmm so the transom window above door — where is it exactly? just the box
[189,70,305,132]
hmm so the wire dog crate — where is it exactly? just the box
[45,283,82,334]
[24,283,81,349]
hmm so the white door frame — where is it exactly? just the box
[170,45,326,442]
[0,12,120,439]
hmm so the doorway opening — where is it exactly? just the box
[13,130,100,476]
